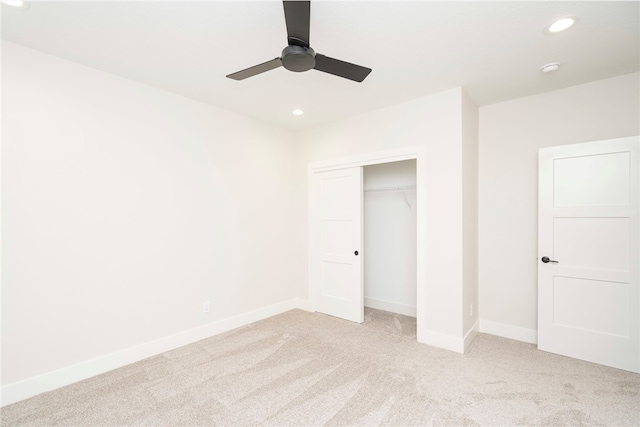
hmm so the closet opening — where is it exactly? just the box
[363,160,417,318]
[308,144,426,342]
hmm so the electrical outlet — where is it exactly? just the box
[203,301,210,313]
[470,303,474,317]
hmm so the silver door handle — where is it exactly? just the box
[541,256,558,263]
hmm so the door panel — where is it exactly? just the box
[311,167,363,323]
[320,261,354,300]
[554,217,630,272]
[553,151,630,207]
[538,136,639,373]
[321,219,352,255]
[553,277,629,337]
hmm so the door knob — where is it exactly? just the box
[354,250,359,256]
[541,256,558,264]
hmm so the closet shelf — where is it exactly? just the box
[364,184,417,193]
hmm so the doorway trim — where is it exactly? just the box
[308,145,427,341]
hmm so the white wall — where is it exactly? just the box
[1,42,298,394]
[478,72,640,342]
[294,87,476,350]
[363,160,417,317]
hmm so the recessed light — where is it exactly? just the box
[292,109,304,116]
[1,0,29,9]
[545,16,578,34]
[541,62,560,73]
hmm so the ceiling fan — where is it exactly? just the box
[226,1,372,83]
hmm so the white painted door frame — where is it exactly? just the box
[308,145,427,339]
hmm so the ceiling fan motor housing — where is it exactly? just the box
[282,45,316,72]
[226,1,371,82]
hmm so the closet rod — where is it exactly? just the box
[363,184,417,193]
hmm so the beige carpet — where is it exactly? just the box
[2,308,640,426]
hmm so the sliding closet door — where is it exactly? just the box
[310,167,364,323]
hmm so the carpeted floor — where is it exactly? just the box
[2,308,640,426]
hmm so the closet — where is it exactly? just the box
[363,160,417,317]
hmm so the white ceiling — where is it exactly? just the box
[2,1,638,130]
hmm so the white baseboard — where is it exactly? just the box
[364,297,416,317]
[293,298,313,312]
[1,298,310,407]
[418,320,480,355]
[479,319,537,344]
[463,320,479,353]
[419,329,465,354]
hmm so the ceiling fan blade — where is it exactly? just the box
[314,54,372,82]
[226,58,282,81]
[283,1,310,47]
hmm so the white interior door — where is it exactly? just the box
[538,136,639,372]
[311,167,363,323]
